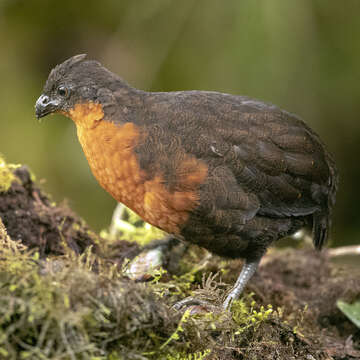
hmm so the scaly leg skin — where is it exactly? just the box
[173,258,261,313]
[222,259,260,310]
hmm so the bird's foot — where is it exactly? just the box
[222,291,238,310]
[124,235,183,281]
[124,247,164,281]
[173,272,229,314]
[172,296,220,315]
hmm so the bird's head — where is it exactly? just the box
[35,54,130,125]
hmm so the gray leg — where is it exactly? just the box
[223,259,260,310]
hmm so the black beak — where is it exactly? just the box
[35,94,60,119]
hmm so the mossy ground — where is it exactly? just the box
[0,158,359,360]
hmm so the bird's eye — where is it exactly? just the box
[57,85,69,97]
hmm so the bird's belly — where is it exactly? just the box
[76,120,204,234]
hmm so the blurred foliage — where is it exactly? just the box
[0,0,359,245]
[0,155,19,193]
[337,300,360,329]
[102,206,165,246]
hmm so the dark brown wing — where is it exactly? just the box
[141,91,338,247]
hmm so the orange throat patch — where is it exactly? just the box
[63,102,208,234]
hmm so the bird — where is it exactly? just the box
[35,54,338,309]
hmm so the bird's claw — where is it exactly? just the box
[172,297,221,314]
[222,293,236,310]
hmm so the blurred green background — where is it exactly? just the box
[0,0,358,246]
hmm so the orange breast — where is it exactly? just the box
[66,102,208,234]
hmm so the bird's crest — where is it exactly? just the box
[45,54,88,90]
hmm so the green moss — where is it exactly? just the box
[230,293,273,334]
[0,237,178,359]
[0,203,322,359]
[0,156,19,192]
[165,349,211,360]
[72,222,81,231]
[0,231,322,359]
[0,234,221,359]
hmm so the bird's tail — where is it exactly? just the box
[312,153,338,251]
[312,212,330,250]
